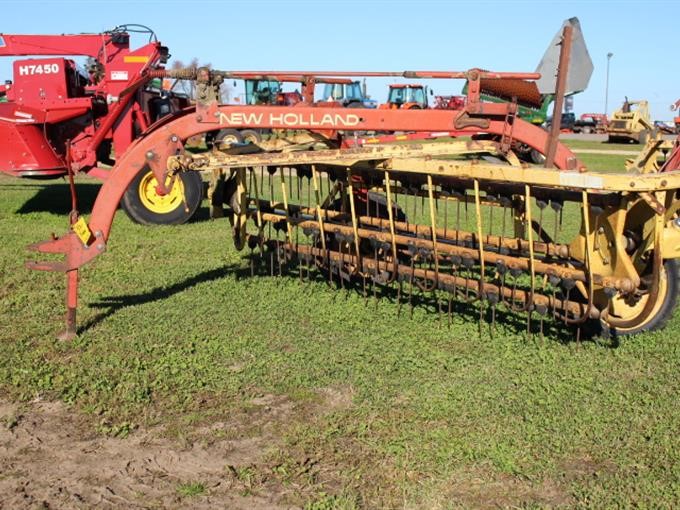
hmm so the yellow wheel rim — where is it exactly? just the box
[138,172,184,215]
[608,265,668,332]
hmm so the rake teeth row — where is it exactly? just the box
[234,167,627,336]
[161,133,679,339]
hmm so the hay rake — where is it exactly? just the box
[24,24,680,341]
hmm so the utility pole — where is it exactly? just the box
[605,52,613,115]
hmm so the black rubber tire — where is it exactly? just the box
[214,129,243,148]
[240,129,262,144]
[529,149,546,164]
[607,258,680,336]
[121,168,203,225]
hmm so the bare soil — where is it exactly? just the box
[0,398,299,509]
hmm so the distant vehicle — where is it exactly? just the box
[653,120,675,134]
[546,112,576,131]
[380,84,430,109]
[572,113,608,134]
[322,81,377,108]
[607,98,653,144]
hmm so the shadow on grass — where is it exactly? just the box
[12,181,215,224]
[84,250,614,347]
[84,263,249,333]
[14,182,102,216]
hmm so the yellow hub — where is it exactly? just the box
[608,265,668,332]
[138,172,184,214]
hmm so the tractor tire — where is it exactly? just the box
[605,258,680,336]
[121,167,203,225]
[240,129,262,144]
[529,149,546,164]
[213,129,243,149]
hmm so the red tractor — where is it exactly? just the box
[380,84,430,109]
[0,25,198,225]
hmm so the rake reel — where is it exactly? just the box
[166,137,680,340]
[23,49,680,341]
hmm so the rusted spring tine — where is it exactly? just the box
[553,191,596,325]
[290,243,597,319]
[473,179,486,321]
[427,175,441,290]
[258,211,633,293]
[249,167,265,272]
[525,185,537,335]
[311,165,328,253]
[346,168,364,279]
[384,171,400,284]
[279,167,293,243]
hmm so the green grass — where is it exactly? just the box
[177,481,206,497]
[1,155,680,508]
[561,138,641,151]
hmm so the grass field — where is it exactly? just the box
[1,145,679,508]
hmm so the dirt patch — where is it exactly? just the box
[0,399,299,509]
[442,466,573,509]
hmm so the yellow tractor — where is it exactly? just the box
[607,98,653,143]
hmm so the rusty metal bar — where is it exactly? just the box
[544,24,573,168]
[288,243,598,320]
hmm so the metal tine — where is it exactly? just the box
[409,254,416,319]
[426,175,442,324]
[456,198,461,245]
[524,184,537,341]
[448,261,459,327]
[346,167,363,299]
[397,276,403,317]
[473,179,486,335]
[270,245,275,277]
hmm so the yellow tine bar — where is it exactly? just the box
[311,165,327,252]
[525,185,536,302]
[427,174,441,278]
[346,168,362,264]
[384,171,398,266]
[279,167,294,242]
[473,179,485,290]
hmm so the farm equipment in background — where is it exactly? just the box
[546,112,576,131]
[321,80,377,108]
[432,95,466,110]
[671,99,680,134]
[24,19,680,344]
[572,113,608,134]
[607,98,653,143]
[380,84,430,109]
[0,25,201,226]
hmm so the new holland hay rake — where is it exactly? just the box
[24,28,680,340]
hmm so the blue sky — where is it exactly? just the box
[2,0,678,120]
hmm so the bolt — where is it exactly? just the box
[661,180,668,187]
[145,150,155,160]
[96,244,104,251]
[674,217,680,228]
[171,135,178,142]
